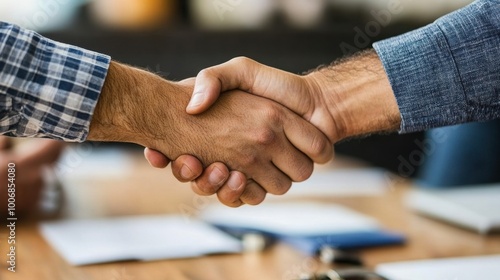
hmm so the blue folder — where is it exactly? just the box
[212,224,406,255]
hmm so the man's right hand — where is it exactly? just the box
[88,62,333,206]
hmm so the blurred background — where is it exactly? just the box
[0,0,475,176]
[4,3,500,277]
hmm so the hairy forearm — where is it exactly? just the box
[306,50,400,140]
[88,61,182,148]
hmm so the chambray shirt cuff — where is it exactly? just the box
[373,23,468,134]
[373,0,500,134]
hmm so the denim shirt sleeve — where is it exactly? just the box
[373,0,500,133]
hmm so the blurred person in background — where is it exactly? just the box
[0,136,64,216]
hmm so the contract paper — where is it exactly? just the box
[40,215,242,265]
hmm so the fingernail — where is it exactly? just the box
[180,164,194,179]
[208,166,226,186]
[188,91,204,109]
[228,174,243,191]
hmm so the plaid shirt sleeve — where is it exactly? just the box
[0,22,110,142]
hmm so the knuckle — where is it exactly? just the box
[241,186,266,205]
[294,161,314,182]
[196,68,210,78]
[222,199,243,208]
[190,182,207,196]
[216,188,242,207]
[310,135,330,161]
[231,56,252,66]
[244,195,265,206]
[241,153,258,167]
[268,179,292,195]
[191,180,217,196]
[254,128,276,146]
[262,104,282,124]
[217,193,239,208]
[201,184,219,195]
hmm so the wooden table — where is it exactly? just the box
[2,149,500,280]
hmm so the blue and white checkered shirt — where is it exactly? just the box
[0,22,110,142]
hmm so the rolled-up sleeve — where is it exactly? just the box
[373,0,500,133]
[0,22,110,142]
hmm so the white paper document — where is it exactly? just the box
[280,168,389,198]
[40,215,242,265]
[406,184,500,233]
[200,202,380,236]
[376,255,500,280]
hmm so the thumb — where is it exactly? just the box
[185,69,223,115]
[186,57,261,115]
[186,57,310,117]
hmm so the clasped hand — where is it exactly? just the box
[145,58,338,207]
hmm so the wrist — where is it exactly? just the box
[307,50,401,140]
[88,61,185,149]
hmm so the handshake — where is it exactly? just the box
[88,50,401,207]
